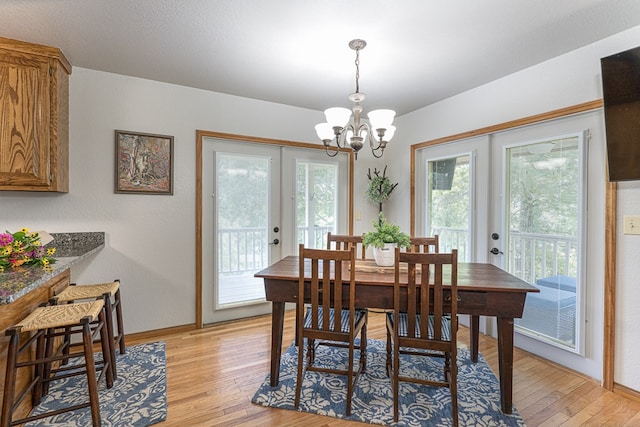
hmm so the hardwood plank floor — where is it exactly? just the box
[126,310,640,426]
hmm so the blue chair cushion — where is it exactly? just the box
[387,312,451,340]
[304,306,366,333]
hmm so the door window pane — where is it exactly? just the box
[296,161,338,250]
[508,136,581,349]
[426,155,471,261]
[216,153,268,306]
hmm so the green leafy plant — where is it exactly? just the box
[362,213,410,249]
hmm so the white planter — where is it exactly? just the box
[372,243,397,267]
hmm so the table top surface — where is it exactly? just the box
[255,256,539,294]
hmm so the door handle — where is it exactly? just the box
[270,239,280,245]
[490,248,503,255]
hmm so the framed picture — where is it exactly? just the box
[115,130,174,194]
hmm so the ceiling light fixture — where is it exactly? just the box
[315,39,395,159]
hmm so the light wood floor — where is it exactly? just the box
[126,310,640,426]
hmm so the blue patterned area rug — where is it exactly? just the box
[252,339,526,426]
[26,341,167,427]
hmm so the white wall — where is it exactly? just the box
[385,25,640,389]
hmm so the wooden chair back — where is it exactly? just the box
[394,247,457,347]
[409,235,439,253]
[327,232,366,259]
[299,244,356,339]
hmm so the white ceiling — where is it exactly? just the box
[2,0,640,115]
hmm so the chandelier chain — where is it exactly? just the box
[354,47,360,94]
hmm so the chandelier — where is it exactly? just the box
[315,39,396,159]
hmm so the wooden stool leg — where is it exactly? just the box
[82,320,102,427]
[114,288,126,354]
[32,331,47,405]
[102,294,118,380]
[1,330,19,427]
[61,324,72,365]
[98,310,114,388]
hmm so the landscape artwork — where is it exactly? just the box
[115,130,174,194]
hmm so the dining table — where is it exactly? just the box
[254,256,539,414]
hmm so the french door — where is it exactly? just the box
[201,137,348,324]
[415,110,599,375]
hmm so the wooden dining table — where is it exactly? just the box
[254,256,539,414]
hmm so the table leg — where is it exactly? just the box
[470,315,479,363]
[269,301,285,387]
[496,316,514,414]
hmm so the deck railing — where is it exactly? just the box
[219,226,577,285]
[432,227,577,284]
[217,226,333,274]
[508,231,578,285]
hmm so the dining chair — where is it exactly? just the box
[409,235,439,253]
[386,247,459,425]
[326,232,366,259]
[295,244,368,416]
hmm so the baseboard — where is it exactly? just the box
[125,323,197,343]
[613,382,640,403]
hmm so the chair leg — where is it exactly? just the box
[307,338,316,365]
[360,320,367,373]
[450,351,459,427]
[393,338,400,422]
[346,342,355,416]
[294,336,304,409]
[385,326,392,377]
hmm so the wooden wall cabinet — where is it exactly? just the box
[0,37,71,192]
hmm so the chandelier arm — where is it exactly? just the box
[324,145,340,157]
[371,147,385,158]
[323,138,340,157]
[333,126,346,150]
[338,123,355,148]
[369,134,383,151]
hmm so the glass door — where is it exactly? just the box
[202,139,280,324]
[202,139,348,324]
[495,133,585,351]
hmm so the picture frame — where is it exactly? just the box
[115,130,174,195]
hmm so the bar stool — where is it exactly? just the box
[53,279,125,379]
[1,300,114,427]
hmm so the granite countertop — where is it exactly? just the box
[0,232,105,305]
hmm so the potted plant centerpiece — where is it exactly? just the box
[363,213,410,266]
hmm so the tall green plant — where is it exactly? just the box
[366,166,398,215]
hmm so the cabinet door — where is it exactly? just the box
[0,50,51,188]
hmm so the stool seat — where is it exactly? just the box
[14,300,104,332]
[55,281,120,302]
